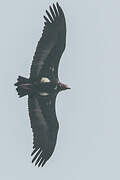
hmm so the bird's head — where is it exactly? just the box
[58,82,70,91]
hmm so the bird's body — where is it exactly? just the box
[14,3,69,167]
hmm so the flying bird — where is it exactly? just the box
[14,2,70,167]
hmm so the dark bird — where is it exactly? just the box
[14,3,70,167]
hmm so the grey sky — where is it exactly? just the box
[0,0,120,179]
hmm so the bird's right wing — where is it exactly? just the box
[28,94,59,167]
[30,3,66,80]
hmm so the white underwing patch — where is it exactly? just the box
[40,92,49,96]
[40,77,51,83]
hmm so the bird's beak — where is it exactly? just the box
[61,83,71,90]
[64,84,71,90]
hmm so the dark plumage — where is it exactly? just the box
[14,3,70,167]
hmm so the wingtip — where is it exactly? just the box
[41,160,46,167]
[56,2,61,8]
[53,3,55,8]
[38,158,44,167]
[56,2,59,6]
[53,3,59,16]
[46,9,54,22]
[49,5,52,10]
[56,2,59,9]
[56,2,64,16]
[31,147,39,156]
[44,15,50,23]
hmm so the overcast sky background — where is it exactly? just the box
[0,0,120,179]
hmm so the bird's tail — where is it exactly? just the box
[14,76,32,98]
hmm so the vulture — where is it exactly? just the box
[14,2,70,167]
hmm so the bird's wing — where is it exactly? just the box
[30,3,66,80]
[28,94,59,167]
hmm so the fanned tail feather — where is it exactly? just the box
[14,76,31,98]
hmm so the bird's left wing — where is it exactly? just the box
[28,94,59,167]
[30,3,66,80]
